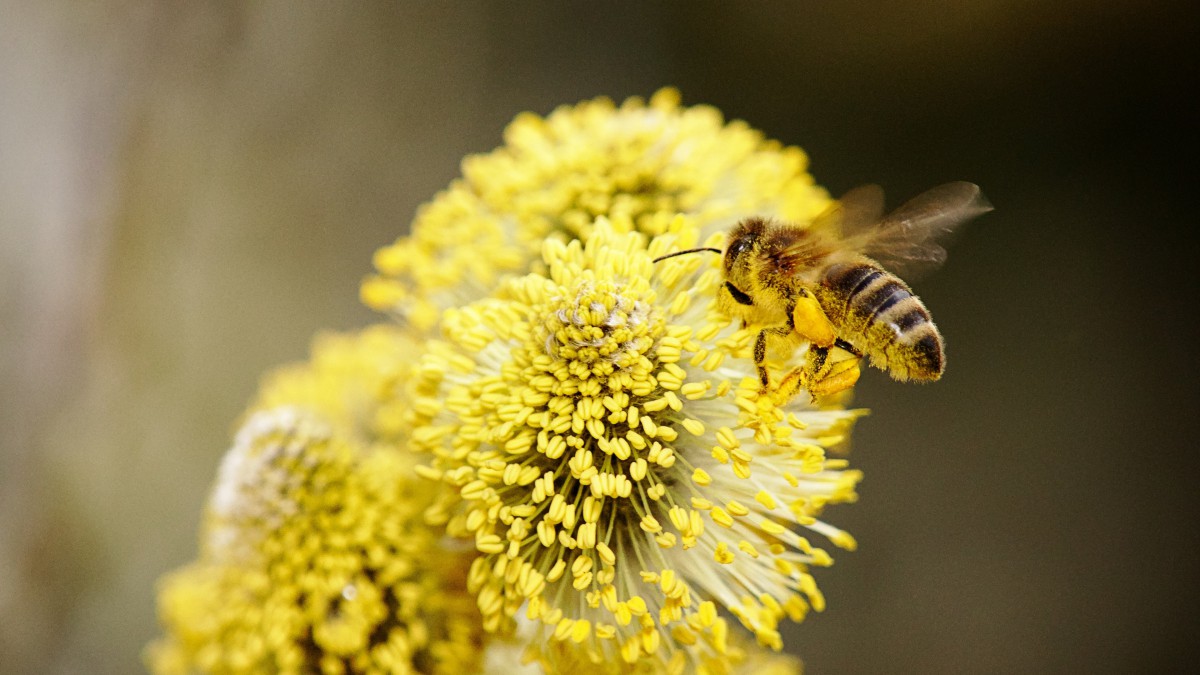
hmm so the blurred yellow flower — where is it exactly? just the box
[147,329,485,674]
[252,324,422,448]
[409,219,860,672]
[362,88,831,331]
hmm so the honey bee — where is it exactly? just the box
[655,182,991,402]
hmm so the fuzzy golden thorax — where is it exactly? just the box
[718,217,834,328]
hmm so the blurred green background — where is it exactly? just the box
[2,2,1195,673]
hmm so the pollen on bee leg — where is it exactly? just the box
[770,367,808,406]
[790,291,837,347]
[808,355,861,400]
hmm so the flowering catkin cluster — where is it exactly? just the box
[147,328,486,675]
[361,89,830,331]
[151,90,864,675]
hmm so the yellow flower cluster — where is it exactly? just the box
[153,90,863,674]
[362,88,831,332]
[409,219,859,673]
[147,330,485,675]
[251,325,421,447]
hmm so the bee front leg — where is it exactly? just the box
[754,329,770,389]
[755,325,796,393]
[755,327,792,389]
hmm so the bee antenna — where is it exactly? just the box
[652,247,722,263]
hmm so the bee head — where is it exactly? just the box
[722,218,766,305]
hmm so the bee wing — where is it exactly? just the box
[846,181,992,278]
[807,184,886,241]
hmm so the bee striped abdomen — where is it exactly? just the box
[818,261,944,381]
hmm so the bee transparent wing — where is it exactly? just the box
[808,184,885,240]
[849,181,992,278]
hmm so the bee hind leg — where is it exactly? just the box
[809,343,861,399]
[834,337,863,357]
[773,344,862,405]
[809,354,861,399]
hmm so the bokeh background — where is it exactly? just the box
[2,2,1196,673]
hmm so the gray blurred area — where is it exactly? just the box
[1,2,1195,673]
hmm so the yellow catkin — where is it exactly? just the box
[349,91,869,674]
[148,407,483,675]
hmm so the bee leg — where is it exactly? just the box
[764,294,846,405]
[808,344,861,399]
[756,325,798,394]
[772,367,809,405]
[754,329,770,389]
[773,345,862,405]
[753,329,772,386]
[767,340,826,405]
[789,289,837,348]
[810,358,861,399]
[834,337,863,357]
